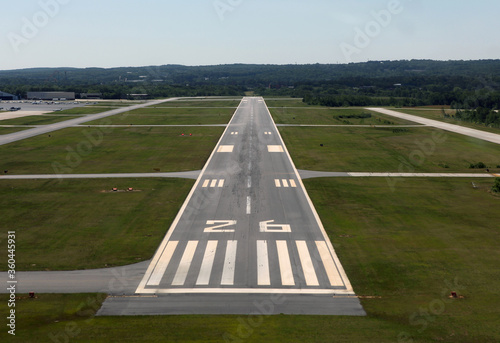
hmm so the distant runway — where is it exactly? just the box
[0,98,177,146]
[367,108,500,145]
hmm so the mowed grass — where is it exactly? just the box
[271,107,418,125]
[3,178,499,342]
[85,107,235,125]
[0,115,80,126]
[155,99,241,107]
[0,126,224,174]
[394,107,500,135]
[264,98,309,107]
[54,107,113,115]
[279,126,500,173]
[0,178,194,270]
[0,127,29,134]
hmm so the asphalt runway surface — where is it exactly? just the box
[99,97,365,315]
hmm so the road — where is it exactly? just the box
[98,97,365,315]
[367,108,500,145]
[0,98,176,146]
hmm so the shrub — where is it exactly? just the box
[469,162,487,169]
[492,178,500,193]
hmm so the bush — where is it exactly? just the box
[469,162,487,169]
[492,178,500,193]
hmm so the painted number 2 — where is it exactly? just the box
[204,220,237,233]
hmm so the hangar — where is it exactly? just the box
[0,91,18,100]
[27,91,76,100]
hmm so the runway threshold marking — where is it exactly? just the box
[296,241,320,286]
[257,240,271,286]
[276,240,295,286]
[147,241,178,286]
[316,241,344,287]
[171,241,198,286]
[196,240,218,286]
[221,240,237,285]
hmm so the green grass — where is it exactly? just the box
[393,107,500,135]
[85,107,235,125]
[264,98,309,107]
[154,100,241,107]
[0,178,194,270]
[0,126,224,174]
[271,107,418,125]
[54,107,112,115]
[0,127,29,135]
[279,126,500,173]
[3,178,499,342]
[0,115,79,126]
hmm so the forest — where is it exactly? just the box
[1,60,500,126]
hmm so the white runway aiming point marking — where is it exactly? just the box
[217,145,234,152]
[267,145,284,152]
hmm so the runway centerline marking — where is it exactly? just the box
[246,196,251,214]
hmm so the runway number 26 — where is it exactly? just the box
[203,220,292,233]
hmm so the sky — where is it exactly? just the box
[1,0,499,70]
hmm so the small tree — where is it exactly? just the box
[492,178,500,193]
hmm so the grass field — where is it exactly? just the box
[271,107,418,125]
[0,127,29,135]
[393,107,500,135]
[85,107,235,125]
[264,98,309,107]
[0,115,81,126]
[54,107,113,115]
[279,126,500,173]
[153,99,241,107]
[0,178,194,270]
[0,126,224,174]
[3,178,499,342]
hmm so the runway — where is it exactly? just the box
[98,97,364,315]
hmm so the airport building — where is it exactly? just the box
[0,91,18,100]
[27,91,76,100]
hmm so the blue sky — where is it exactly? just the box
[1,0,499,70]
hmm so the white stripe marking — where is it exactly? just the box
[210,179,217,188]
[257,240,271,286]
[218,145,234,152]
[218,179,225,187]
[247,176,252,188]
[246,196,251,214]
[275,179,281,187]
[316,241,344,287]
[172,241,198,286]
[196,241,218,285]
[296,241,319,286]
[202,180,209,188]
[268,145,284,152]
[289,179,297,187]
[221,241,237,285]
[276,241,295,286]
[147,241,178,286]
[282,179,289,188]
